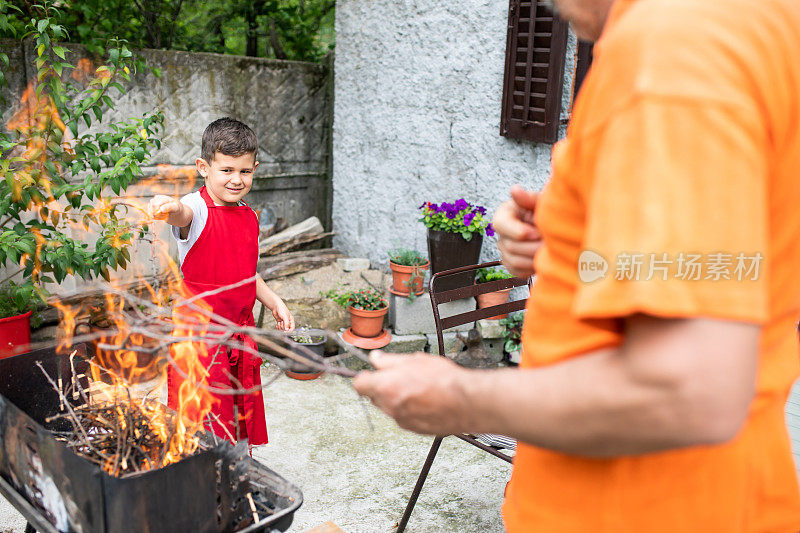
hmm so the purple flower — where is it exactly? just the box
[463,212,475,227]
[445,209,456,219]
[429,203,439,212]
[454,198,469,212]
[418,201,428,209]
[475,205,486,216]
[486,223,495,237]
[439,202,452,213]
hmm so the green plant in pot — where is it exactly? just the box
[0,5,164,356]
[419,199,494,292]
[323,286,388,338]
[499,312,524,364]
[387,247,429,299]
[284,327,327,380]
[475,267,514,319]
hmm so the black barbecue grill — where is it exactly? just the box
[0,345,302,533]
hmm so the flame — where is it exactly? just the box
[8,73,216,475]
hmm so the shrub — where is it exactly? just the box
[475,267,513,284]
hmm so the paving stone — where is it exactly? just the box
[337,257,371,271]
[425,332,464,355]
[390,293,475,335]
[476,319,505,339]
[383,332,427,353]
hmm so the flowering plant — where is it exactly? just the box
[418,199,494,241]
[322,286,388,311]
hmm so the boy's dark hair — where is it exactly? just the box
[201,117,258,162]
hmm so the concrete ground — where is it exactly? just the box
[0,364,511,532]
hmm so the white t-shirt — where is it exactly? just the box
[170,191,246,264]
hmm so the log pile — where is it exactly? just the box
[258,216,341,280]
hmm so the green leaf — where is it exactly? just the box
[53,46,66,60]
[36,19,48,34]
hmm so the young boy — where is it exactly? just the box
[148,117,294,446]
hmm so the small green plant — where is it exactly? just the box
[322,286,388,311]
[475,267,513,284]
[499,312,524,354]
[388,248,427,267]
[0,282,43,327]
[289,327,324,344]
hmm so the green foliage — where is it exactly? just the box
[0,0,335,62]
[499,312,524,354]
[475,267,513,284]
[322,286,388,311]
[388,248,427,267]
[0,3,164,318]
[0,282,44,327]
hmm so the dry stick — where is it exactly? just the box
[42,279,371,401]
[37,362,111,462]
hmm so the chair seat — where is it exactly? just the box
[473,433,517,451]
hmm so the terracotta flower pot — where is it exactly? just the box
[0,311,31,359]
[349,305,388,338]
[389,260,429,296]
[427,229,483,292]
[476,287,512,319]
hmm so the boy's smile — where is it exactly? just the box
[196,152,258,206]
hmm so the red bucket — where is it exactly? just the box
[0,311,32,359]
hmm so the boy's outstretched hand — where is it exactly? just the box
[148,194,183,221]
[272,300,295,332]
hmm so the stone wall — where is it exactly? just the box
[0,39,332,294]
[332,0,577,267]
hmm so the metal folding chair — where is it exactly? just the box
[397,261,531,532]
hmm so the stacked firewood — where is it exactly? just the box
[257,216,341,280]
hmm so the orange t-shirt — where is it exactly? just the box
[503,0,800,531]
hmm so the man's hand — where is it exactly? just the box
[271,301,295,332]
[353,352,471,435]
[494,185,542,278]
[148,194,183,221]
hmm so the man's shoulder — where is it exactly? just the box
[597,0,799,102]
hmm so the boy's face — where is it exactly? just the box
[196,152,258,206]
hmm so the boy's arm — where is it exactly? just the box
[148,195,193,238]
[256,274,295,331]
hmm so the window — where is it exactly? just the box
[500,0,569,144]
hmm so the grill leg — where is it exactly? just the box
[397,436,444,533]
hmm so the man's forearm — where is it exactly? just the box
[357,317,758,457]
[454,318,757,456]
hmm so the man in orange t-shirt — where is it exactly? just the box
[354,0,800,530]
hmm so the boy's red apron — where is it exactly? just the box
[167,186,268,445]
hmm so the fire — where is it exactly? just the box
[7,68,216,475]
[53,236,221,474]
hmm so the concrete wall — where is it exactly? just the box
[332,0,577,267]
[0,39,332,294]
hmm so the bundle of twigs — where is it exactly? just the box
[49,398,184,477]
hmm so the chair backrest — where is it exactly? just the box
[429,261,531,357]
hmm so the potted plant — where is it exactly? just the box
[419,199,494,292]
[324,286,388,338]
[387,248,429,297]
[0,6,163,353]
[0,282,44,358]
[475,267,514,319]
[284,327,327,380]
[499,312,524,364]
